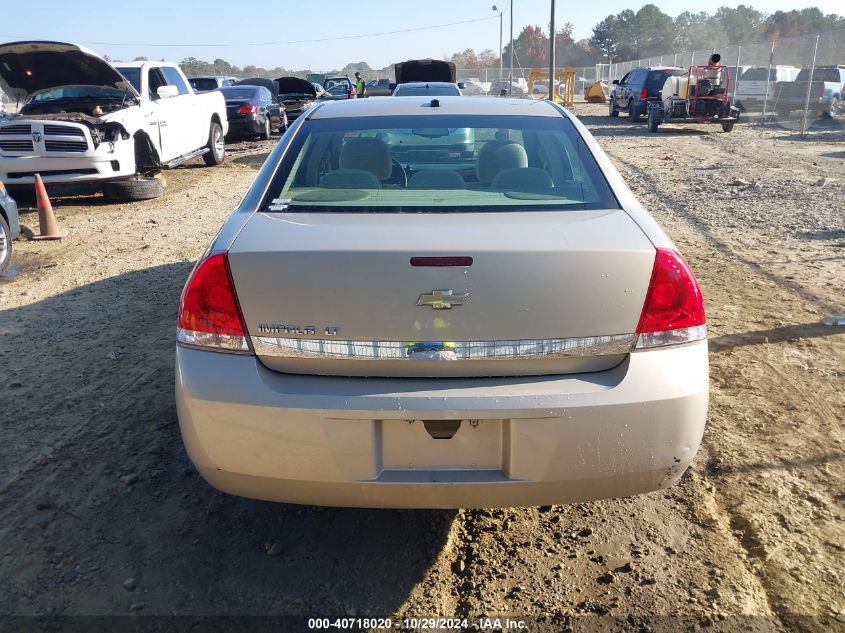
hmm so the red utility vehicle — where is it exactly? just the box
[648,65,740,133]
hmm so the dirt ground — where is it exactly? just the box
[0,103,843,633]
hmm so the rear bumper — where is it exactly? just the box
[226,116,262,136]
[176,341,709,508]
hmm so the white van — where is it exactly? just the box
[734,66,800,111]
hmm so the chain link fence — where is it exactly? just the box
[608,28,845,135]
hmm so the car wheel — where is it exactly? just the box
[609,97,618,117]
[822,96,839,119]
[648,107,660,133]
[0,213,11,274]
[261,116,272,140]
[102,177,164,202]
[721,121,735,132]
[628,100,639,120]
[279,113,288,134]
[202,121,225,166]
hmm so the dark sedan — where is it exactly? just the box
[221,86,286,140]
[275,77,319,123]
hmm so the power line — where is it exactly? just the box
[0,15,498,48]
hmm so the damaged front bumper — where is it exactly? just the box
[0,118,136,186]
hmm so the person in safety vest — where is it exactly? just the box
[354,72,366,98]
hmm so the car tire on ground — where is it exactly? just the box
[609,98,618,117]
[822,96,839,120]
[0,213,11,273]
[260,117,272,141]
[102,177,164,202]
[202,121,225,166]
[721,121,735,132]
[648,107,660,133]
[279,114,288,134]
[628,100,640,121]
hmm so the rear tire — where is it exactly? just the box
[202,121,225,166]
[721,121,735,132]
[648,107,660,132]
[260,116,272,140]
[628,100,640,120]
[822,96,839,119]
[102,177,164,201]
[0,213,11,274]
[609,98,618,117]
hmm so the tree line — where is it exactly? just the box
[169,4,842,79]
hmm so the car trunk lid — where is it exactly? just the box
[227,209,656,378]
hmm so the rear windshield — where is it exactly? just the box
[263,114,619,213]
[394,84,460,96]
[645,69,685,88]
[221,87,259,99]
[189,78,219,91]
[796,68,842,82]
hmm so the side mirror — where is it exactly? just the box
[156,85,179,99]
[457,81,467,89]
[612,79,620,85]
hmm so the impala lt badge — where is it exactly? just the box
[417,289,468,310]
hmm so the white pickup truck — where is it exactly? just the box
[0,41,228,200]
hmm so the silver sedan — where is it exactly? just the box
[175,97,708,508]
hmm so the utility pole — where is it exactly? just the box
[492,5,503,91]
[509,0,514,96]
[548,0,556,102]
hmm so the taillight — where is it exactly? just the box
[635,248,706,349]
[349,87,356,98]
[237,104,258,114]
[640,88,648,102]
[177,253,250,353]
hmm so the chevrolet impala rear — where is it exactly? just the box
[175,97,708,508]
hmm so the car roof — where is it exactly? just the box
[307,96,564,119]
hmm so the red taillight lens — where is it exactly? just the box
[640,88,648,102]
[237,104,258,114]
[349,87,356,98]
[635,248,706,349]
[177,253,250,352]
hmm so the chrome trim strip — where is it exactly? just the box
[251,334,636,360]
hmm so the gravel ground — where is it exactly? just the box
[0,105,843,633]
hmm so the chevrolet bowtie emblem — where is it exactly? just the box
[416,289,468,310]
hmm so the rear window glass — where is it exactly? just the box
[221,87,260,99]
[646,70,685,88]
[394,84,460,96]
[263,114,619,213]
[190,78,219,91]
[796,68,841,82]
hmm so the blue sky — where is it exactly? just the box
[1,0,840,70]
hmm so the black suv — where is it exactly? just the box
[609,66,687,121]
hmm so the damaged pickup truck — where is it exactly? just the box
[0,41,228,200]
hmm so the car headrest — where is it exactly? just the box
[476,141,528,184]
[491,167,554,192]
[319,169,381,189]
[407,171,467,189]
[339,137,392,180]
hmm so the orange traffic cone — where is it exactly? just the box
[32,173,65,240]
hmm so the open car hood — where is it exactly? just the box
[394,59,456,84]
[0,41,138,101]
[275,77,316,97]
